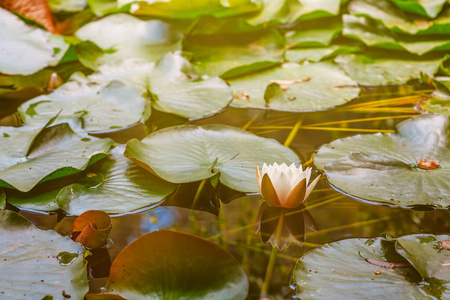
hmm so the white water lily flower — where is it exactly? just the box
[256,162,321,208]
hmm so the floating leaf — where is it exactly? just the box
[100,230,248,299]
[149,53,232,119]
[230,62,360,111]
[348,0,450,35]
[0,7,54,75]
[1,0,56,32]
[396,234,450,289]
[84,58,155,93]
[125,124,300,192]
[391,0,447,18]
[0,122,114,192]
[75,13,183,64]
[48,0,87,12]
[185,29,284,79]
[120,0,259,19]
[343,14,450,55]
[292,235,450,299]
[314,114,450,208]
[0,209,88,299]
[19,80,150,132]
[57,145,176,215]
[71,210,111,249]
[285,44,361,63]
[420,76,450,116]
[250,0,342,25]
[285,17,342,48]
[335,52,440,85]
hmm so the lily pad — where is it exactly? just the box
[230,62,360,111]
[124,124,300,192]
[57,145,177,215]
[348,0,450,35]
[343,14,450,56]
[19,80,150,132]
[82,58,155,93]
[314,114,450,208]
[285,17,342,48]
[249,0,342,25]
[293,235,450,299]
[184,29,285,79]
[103,230,248,299]
[420,76,450,116]
[48,0,87,12]
[0,209,88,299]
[148,53,232,119]
[0,121,114,192]
[391,0,447,18]
[0,8,54,75]
[120,0,259,19]
[285,44,361,63]
[335,53,441,85]
[75,13,183,64]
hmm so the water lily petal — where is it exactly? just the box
[304,174,321,202]
[256,166,262,191]
[285,178,307,208]
[274,171,293,205]
[303,209,318,231]
[261,173,282,207]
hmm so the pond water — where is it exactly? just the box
[2,0,450,299]
[4,83,448,299]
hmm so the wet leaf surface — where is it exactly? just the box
[125,124,300,192]
[102,230,248,299]
[0,209,88,299]
[314,114,450,208]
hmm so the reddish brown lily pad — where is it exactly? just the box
[95,230,248,300]
[71,210,111,249]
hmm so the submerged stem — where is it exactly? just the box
[261,210,285,298]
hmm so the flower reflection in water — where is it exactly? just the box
[256,203,317,250]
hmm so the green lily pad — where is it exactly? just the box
[314,114,450,208]
[285,44,361,63]
[75,13,183,64]
[335,53,441,85]
[249,0,342,25]
[56,145,177,215]
[82,58,155,93]
[19,80,150,132]
[0,8,54,75]
[0,188,5,209]
[48,0,87,12]
[184,29,284,79]
[0,122,114,192]
[391,0,447,18]
[230,62,360,111]
[148,53,232,119]
[293,235,450,299]
[0,209,88,299]
[124,124,300,192]
[285,17,342,48]
[343,14,450,55]
[119,0,259,19]
[420,75,450,116]
[348,0,450,35]
[103,230,248,299]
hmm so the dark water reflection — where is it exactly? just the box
[14,83,450,298]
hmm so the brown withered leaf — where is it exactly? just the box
[417,159,440,170]
[438,240,450,250]
[71,210,112,249]
[0,0,56,33]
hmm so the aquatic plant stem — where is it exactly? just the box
[261,210,285,298]
[191,178,208,209]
